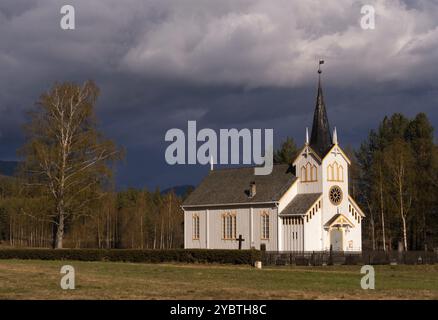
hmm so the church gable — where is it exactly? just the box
[294,146,321,183]
[321,144,350,188]
[324,213,355,229]
[293,143,322,164]
[323,144,351,166]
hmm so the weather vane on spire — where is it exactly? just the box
[318,59,324,74]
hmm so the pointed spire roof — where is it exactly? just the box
[310,66,333,157]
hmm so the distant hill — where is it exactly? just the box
[161,185,194,197]
[0,161,20,176]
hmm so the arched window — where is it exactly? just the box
[312,165,317,181]
[222,212,236,240]
[327,164,334,181]
[192,214,200,240]
[306,162,312,181]
[301,162,317,182]
[339,165,344,181]
[328,162,344,181]
[261,212,270,240]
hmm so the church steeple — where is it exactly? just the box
[310,60,332,157]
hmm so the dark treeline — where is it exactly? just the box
[0,178,184,249]
[354,113,438,251]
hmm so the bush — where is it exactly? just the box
[344,254,363,265]
[0,248,261,265]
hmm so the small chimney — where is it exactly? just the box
[249,181,256,198]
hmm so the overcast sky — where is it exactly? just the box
[0,0,437,190]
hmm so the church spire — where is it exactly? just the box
[310,60,333,157]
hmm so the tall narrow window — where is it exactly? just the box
[306,162,312,181]
[192,214,200,240]
[261,212,270,239]
[312,165,317,181]
[339,165,344,181]
[222,213,236,239]
[327,164,333,181]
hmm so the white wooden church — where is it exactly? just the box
[182,69,365,252]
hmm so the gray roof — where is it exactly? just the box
[183,164,297,207]
[280,193,322,215]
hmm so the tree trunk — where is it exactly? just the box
[399,176,408,251]
[106,210,110,248]
[9,215,13,246]
[160,217,164,249]
[366,201,375,250]
[401,214,408,251]
[53,203,65,249]
[140,215,144,249]
[97,216,101,249]
[168,197,172,249]
[153,224,156,249]
[379,168,386,251]
[422,209,427,250]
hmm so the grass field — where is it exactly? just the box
[0,259,437,299]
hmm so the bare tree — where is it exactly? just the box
[383,139,414,251]
[20,81,121,248]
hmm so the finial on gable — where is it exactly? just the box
[333,127,338,145]
[305,127,309,145]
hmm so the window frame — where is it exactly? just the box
[327,161,344,182]
[222,212,237,240]
[261,211,270,240]
[192,214,200,240]
[301,162,318,182]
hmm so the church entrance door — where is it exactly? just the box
[330,227,344,251]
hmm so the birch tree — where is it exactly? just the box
[383,139,414,251]
[20,81,121,249]
[371,151,387,251]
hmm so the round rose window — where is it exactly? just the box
[329,186,343,205]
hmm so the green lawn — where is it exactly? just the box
[0,259,437,299]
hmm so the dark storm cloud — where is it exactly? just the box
[0,0,437,189]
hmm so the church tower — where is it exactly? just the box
[291,62,365,251]
[292,63,335,196]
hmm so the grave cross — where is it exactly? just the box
[237,234,245,250]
